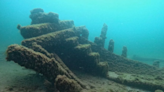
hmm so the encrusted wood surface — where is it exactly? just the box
[78,37,164,76]
[6,44,85,91]
[20,21,74,39]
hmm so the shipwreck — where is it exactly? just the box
[6,8,164,92]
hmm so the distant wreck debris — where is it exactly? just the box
[133,55,164,62]
[121,46,127,57]
[108,39,114,52]
[100,23,108,46]
[6,8,164,91]
[94,23,107,47]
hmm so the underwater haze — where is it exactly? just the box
[0,0,164,62]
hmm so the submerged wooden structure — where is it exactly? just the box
[6,8,164,92]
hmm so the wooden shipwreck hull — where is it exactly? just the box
[6,8,164,92]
